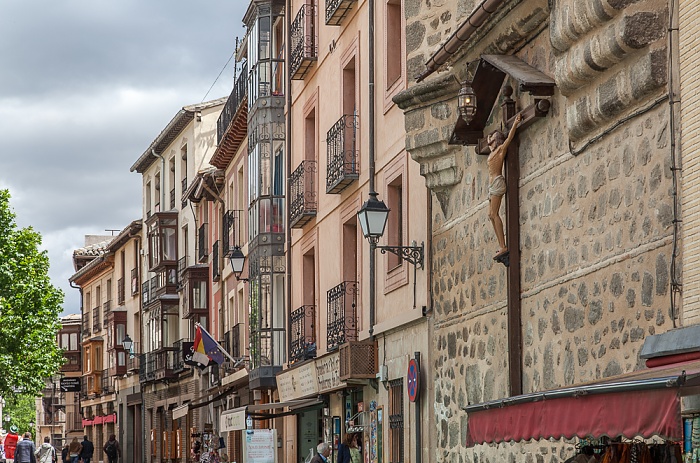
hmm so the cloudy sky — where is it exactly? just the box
[0,1,247,315]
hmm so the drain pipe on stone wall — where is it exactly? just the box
[286,0,293,360]
[668,0,682,327]
[368,0,377,342]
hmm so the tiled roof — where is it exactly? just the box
[73,238,113,258]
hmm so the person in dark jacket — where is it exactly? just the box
[102,434,120,463]
[14,432,36,463]
[61,445,70,463]
[337,434,353,463]
[310,443,331,463]
[79,436,94,463]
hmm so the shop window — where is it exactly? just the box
[389,379,404,463]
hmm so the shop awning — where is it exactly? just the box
[220,398,326,431]
[464,359,700,446]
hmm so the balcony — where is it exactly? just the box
[177,256,187,289]
[198,223,208,263]
[117,278,125,306]
[212,240,221,281]
[217,64,248,146]
[155,265,178,297]
[102,300,111,327]
[146,211,178,272]
[170,187,176,210]
[141,281,150,307]
[61,352,81,373]
[223,210,242,257]
[127,343,141,372]
[182,266,208,319]
[82,315,90,337]
[101,370,114,394]
[290,3,318,80]
[339,339,378,381]
[327,281,358,351]
[172,339,186,374]
[66,403,82,432]
[182,177,187,194]
[131,267,139,295]
[154,347,178,381]
[92,306,101,332]
[290,160,317,228]
[289,305,316,364]
[326,114,360,193]
[224,324,242,359]
[326,0,357,25]
[139,353,155,383]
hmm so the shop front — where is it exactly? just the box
[463,360,700,461]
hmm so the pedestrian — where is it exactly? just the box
[349,434,361,463]
[35,436,56,463]
[102,434,120,463]
[337,434,353,463]
[61,444,70,463]
[67,437,82,463]
[311,443,331,463]
[78,435,94,463]
[14,432,36,463]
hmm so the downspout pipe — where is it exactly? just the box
[368,0,376,341]
[286,0,293,365]
[152,149,166,209]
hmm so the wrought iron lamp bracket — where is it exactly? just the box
[377,242,424,269]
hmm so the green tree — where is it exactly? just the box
[4,393,38,435]
[0,189,64,397]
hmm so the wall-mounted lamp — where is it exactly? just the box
[458,81,477,124]
[357,192,424,269]
[122,334,133,352]
[229,246,249,282]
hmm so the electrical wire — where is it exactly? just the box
[201,49,237,103]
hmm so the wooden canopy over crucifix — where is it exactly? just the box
[449,54,556,396]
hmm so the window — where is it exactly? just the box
[305,108,316,162]
[386,175,403,270]
[70,333,78,351]
[343,56,356,117]
[385,0,403,88]
[389,379,404,463]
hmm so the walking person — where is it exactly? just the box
[67,437,82,463]
[35,436,56,463]
[79,436,94,463]
[311,443,331,463]
[103,434,120,463]
[15,432,36,463]
[61,444,70,463]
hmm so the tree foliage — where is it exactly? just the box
[3,393,37,435]
[0,189,64,397]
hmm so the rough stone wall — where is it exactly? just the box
[398,0,676,462]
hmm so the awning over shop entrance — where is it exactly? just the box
[220,398,326,432]
[464,359,700,446]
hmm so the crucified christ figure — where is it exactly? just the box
[487,112,522,262]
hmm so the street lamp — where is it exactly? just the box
[457,80,477,124]
[122,334,133,352]
[228,246,249,282]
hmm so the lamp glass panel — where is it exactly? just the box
[367,209,389,237]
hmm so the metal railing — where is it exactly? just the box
[92,306,101,332]
[223,210,242,257]
[117,278,125,306]
[131,267,139,295]
[170,187,176,210]
[217,63,248,145]
[327,281,359,351]
[198,223,208,262]
[289,305,316,364]
[141,281,150,306]
[181,177,187,194]
[290,160,317,227]
[290,3,318,79]
[213,240,220,280]
[172,339,186,374]
[101,370,113,393]
[103,300,111,326]
[326,114,360,193]
[127,342,140,372]
[326,0,357,25]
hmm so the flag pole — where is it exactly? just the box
[195,322,242,365]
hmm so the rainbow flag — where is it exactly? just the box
[193,324,225,365]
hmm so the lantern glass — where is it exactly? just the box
[229,247,246,275]
[458,82,477,123]
[357,194,390,240]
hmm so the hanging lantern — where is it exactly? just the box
[458,81,477,123]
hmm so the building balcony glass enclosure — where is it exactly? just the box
[327,281,359,351]
[146,211,178,272]
[289,305,316,364]
[246,2,285,106]
[182,266,209,319]
[326,114,359,194]
[290,3,317,79]
[290,160,317,228]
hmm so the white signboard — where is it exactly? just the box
[245,429,277,463]
[277,362,318,402]
[316,352,346,393]
[220,407,247,432]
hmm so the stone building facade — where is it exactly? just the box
[394,0,678,461]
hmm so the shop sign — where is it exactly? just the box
[277,361,318,402]
[60,378,81,392]
[316,352,346,393]
[220,408,247,432]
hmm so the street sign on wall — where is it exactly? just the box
[60,378,81,392]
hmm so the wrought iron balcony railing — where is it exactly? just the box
[103,301,111,326]
[131,267,139,295]
[327,281,359,351]
[290,305,316,364]
[182,177,187,194]
[141,281,150,306]
[117,278,125,306]
[170,187,176,210]
[326,114,359,193]
[212,240,220,281]
[172,339,186,374]
[223,210,242,257]
[177,256,187,290]
[290,3,318,79]
[127,342,141,372]
[217,64,248,145]
[92,306,101,332]
[290,160,317,228]
[198,223,208,263]
[326,0,357,25]
[101,369,113,394]
[225,323,242,359]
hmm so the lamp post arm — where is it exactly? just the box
[377,242,424,269]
